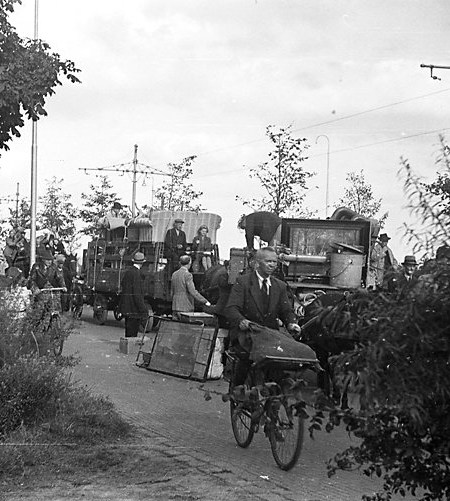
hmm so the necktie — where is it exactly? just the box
[261,278,269,312]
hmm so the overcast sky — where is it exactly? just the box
[2,0,450,259]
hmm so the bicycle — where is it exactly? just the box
[70,276,84,319]
[225,328,321,471]
[38,287,66,356]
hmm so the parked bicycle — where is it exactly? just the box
[225,328,321,471]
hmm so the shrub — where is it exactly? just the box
[310,139,450,501]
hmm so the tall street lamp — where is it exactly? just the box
[315,135,330,218]
[30,0,39,267]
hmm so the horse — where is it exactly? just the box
[299,291,362,408]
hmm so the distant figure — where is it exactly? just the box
[191,225,213,272]
[108,201,124,218]
[369,233,398,289]
[118,252,148,338]
[3,227,27,268]
[164,219,187,272]
[237,211,282,251]
[171,255,210,321]
[388,255,418,293]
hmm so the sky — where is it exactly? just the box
[1,0,450,261]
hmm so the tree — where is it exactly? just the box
[153,156,204,212]
[421,135,450,217]
[79,176,121,236]
[400,136,450,256]
[336,169,388,224]
[237,125,313,217]
[38,177,78,244]
[0,0,80,153]
[309,140,450,501]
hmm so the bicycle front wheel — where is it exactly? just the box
[269,399,304,471]
[49,315,64,356]
[230,401,255,448]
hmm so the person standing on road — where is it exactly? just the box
[369,233,398,289]
[171,255,210,321]
[225,247,301,385]
[118,252,148,338]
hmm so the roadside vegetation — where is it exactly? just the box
[0,288,131,481]
[310,139,450,501]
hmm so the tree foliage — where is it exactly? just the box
[237,125,313,217]
[38,177,77,244]
[0,0,80,153]
[79,175,120,236]
[336,169,388,225]
[421,135,450,217]
[400,136,450,257]
[153,156,204,212]
[310,139,450,501]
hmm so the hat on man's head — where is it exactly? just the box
[174,218,184,224]
[198,225,209,232]
[402,255,417,266]
[132,251,146,263]
[379,233,391,242]
[112,202,122,210]
[37,248,53,261]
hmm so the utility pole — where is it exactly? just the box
[79,145,169,215]
[30,0,39,267]
[420,63,450,81]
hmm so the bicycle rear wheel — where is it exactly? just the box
[49,315,64,356]
[269,399,304,470]
[230,401,255,448]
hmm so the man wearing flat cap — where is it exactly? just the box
[118,252,148,337]
[164,219,187,273]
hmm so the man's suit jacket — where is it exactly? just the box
[118,265,147,317]
[225,271,295,331]
[164,228,187,259]
[171,266,207,313]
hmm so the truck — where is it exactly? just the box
[82,210,222,325]
[228,207,380,314]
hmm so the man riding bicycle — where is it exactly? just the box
[28,249,67,333]
[225,247,303,386]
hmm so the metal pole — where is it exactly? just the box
[132,144,138,217]
[30,0,39,267]
[315,135,330,217]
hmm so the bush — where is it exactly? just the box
[0,357,71,436]
[310,139,450,501]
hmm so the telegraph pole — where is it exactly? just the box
[420,63,450,81]
[80,145,169,215]
[30,0,39,267]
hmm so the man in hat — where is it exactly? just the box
[27,247,67,334]
[369,232,398,289]
[164,219,187,273]
[388,255,418,293]
[118,251,148,337]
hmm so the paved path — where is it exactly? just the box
[64,309,413,501]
